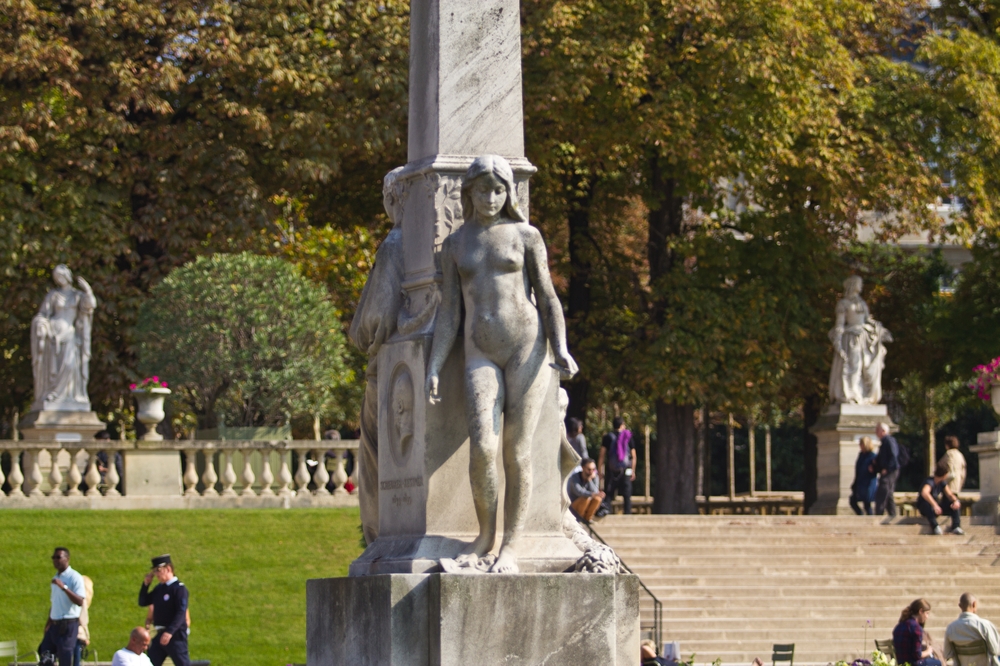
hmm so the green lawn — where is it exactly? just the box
[0,509,364,666]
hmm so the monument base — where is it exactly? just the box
[307,573,640,666]
[19,409,106,441]
[972,431,1000,524]
[810,404,895,515]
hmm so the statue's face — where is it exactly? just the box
[53,267,72,287]
[470,173,507,220]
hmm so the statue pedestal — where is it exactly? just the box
[306,573,639,665]
[19,409,106,441]
[971,431,1000,522]
[810,404,895,515]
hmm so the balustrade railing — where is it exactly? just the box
[0,440,359,507]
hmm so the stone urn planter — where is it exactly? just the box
[132,387,171,441]
[992,385,1000,416]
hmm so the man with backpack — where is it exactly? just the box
[871,422,902,518]
[598,417,636,515]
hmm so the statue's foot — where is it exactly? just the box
[489,545,519,574]
[455,533,494,566]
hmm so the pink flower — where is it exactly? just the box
[130,383,137,390]
[162,381,168,388]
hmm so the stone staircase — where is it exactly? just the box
[595,514,1000,665]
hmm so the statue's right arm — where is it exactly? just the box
[425,238,460,403]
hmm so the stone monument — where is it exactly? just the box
[20,265,105,441]
[811,275,896,514]
[307,1,639,663]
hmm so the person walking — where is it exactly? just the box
[850,436,879,515]
[566,418,588,460]
[945,593,1000,666]
[598,417,636,515]
[939,436,967,497]
[73,575,94,666]
[111,628,153,666]
[894,598,942,666]
[138,555,190,666]
[872,422,900,517]
[39,547,87,666]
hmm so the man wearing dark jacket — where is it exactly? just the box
[871,422,900,517]
[138,555,189,666]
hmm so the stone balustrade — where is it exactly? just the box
[0,439,359,509]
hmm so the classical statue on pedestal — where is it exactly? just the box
[828,275,892,405]
[426,154,579,574]
[30,265,97,411]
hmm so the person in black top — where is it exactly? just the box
[138,555,189,666]
[871,422,900,517]
[598,417,636,515]
[917,464,963,535]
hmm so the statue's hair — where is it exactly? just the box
[461,154,527,223]
[844,275,863,293]
[382,166,406,202]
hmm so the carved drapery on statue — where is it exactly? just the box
[828,276,891,405]
[30,265,97,411]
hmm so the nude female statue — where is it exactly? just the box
[425,154,578,573]
[31,264,97,410]
[828,275,892,405]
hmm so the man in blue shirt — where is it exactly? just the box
[39,547,87,666]
[139,554,190,666]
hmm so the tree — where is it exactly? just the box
[524,0,941,512]
[135,252,351,429]
[0,0,408,426]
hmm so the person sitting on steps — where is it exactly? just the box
[917,463,964,536]
[567,458,605,523]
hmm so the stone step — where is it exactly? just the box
[615,554,995,565]
[625,563,999,576]
[656,617,933,630]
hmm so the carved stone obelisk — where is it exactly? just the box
[307,1,639,664]
[348,0,579,576]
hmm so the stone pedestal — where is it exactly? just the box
[307,573,640,666]
[810,404,895,515]
[124,448,182,496]
[971,431,1000,521]
[19,409,106,442]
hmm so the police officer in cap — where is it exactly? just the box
[138,555,189,666]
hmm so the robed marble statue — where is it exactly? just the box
[30,265,97,411]
[828,275,892,405]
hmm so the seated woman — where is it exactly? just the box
[894,599,942,666]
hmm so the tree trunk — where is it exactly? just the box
[564,178,594,425]
[653,399,698,514]
[803,394,821,513]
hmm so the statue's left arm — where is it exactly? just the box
[523,225,578,378]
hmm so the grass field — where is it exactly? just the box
[0,509,364,666]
